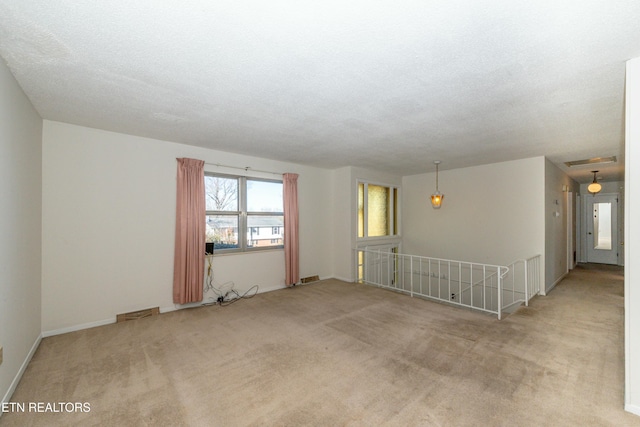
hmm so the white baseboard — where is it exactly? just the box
[545,271,568,295]
[42,317,114,338]
[42,279,338,339]
[625,403,640,417]
[332,275,354,283]
[254,284,287,293]
[1,333,42,411]
[170,283,290,310]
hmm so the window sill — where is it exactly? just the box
[209,247,284,257]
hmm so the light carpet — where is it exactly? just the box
[1,264,638,426]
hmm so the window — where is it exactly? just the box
[358,181,399,239]
[205,173,283,252]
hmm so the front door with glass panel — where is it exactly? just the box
[586,194,618,265]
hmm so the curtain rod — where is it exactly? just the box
[204,162,283,176]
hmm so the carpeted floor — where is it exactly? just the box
[1,264,638,426]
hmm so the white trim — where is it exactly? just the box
[546,271,568,294]
[42,282,304,337]
[40,277,345,342]
[567,191,574,271]
[355,179,401,241]
[42,318,114,338]
[626,403,640,417]
[159,305,180,314]
[1,334,42,412]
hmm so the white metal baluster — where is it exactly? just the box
[438,260,441,300]
[399,253,402,291]
[418,258,421,295]
[512,264,515,305]
[448,261,451,303]
[470,263,473,309]
[428,260,432,297]
[378,250,382,286]
[394,252,397,289]
[458,263,462,306]
[524,259,529,305]
[536,257,540,295]
[392,251,396,289]
[364,250,368,283]
[498,267,503,320]
[390,250,393,288]
[483,265,486,310]
[410,256,414,297]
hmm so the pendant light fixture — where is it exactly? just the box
[431,160,444,209]
[587,170,602,195]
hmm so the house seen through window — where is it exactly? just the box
[205,173,283,252]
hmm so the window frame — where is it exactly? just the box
[205,172,284,254]
[357,180,401,242]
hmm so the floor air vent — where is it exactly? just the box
[117,307,160,323]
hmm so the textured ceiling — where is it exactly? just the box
[1,1,639,182]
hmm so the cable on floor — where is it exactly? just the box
[220,285,259,306]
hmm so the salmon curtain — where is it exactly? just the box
[173,158,205,304]
[283,173,299,286]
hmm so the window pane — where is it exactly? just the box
[593,202,612,250]
[247,180,283,212]
[206,215,238,249]
[205,176,238,211]
[358,183,364,238]
[247,215,284,248]
[368,185,389,237]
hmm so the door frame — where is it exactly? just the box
[567,191,574,270]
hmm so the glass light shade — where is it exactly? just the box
[431,192,444,209]
[588,182,602,194]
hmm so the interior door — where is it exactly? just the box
[586,194,618,265]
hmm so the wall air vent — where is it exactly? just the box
[117,307,159,322]
[564,156,616,167]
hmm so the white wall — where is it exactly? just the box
[545,159,579,292]
[402,157,545,276]
[41,121,334,333]
[0,60,42,406]
[332,166,403,281]
[332,167,353,281]
[625,56,640,416]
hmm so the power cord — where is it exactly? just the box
[203,255,235,297]
[200,253,259,307]
[219,285,259,306]
[203,255,221,295]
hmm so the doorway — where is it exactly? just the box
[586,193,618,265]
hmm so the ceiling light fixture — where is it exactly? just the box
[565,156,616,167]
[431,160,444,209]
[588,170,602,195]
